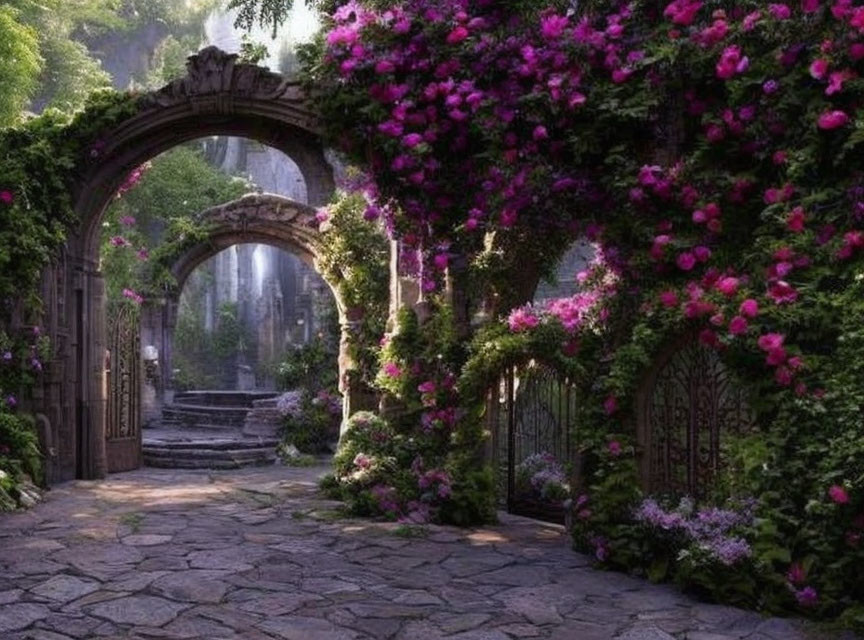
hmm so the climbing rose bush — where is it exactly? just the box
[303,0,864,627]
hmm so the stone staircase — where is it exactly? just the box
[143,430,279,469]
[144,390,283,469]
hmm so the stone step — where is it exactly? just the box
[143,455,275,470]
[142,438,278,451]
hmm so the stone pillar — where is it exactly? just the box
[80,266,107,479]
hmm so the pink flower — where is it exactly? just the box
[787,562,807,585]
[446,26,469,44]
[729,316,749,335]
[693,246,712,263]
[110,236,131,248]
[659,290,679,308]
[817,110,850,130]
[787,207,806,233]
[533,125,549,141]
[716,277,739,297]
[402,133,424,148]
[433,253,448,270]
[826,70,855,96]
[122,288,144,305]
[716,46,749,80]
[768,3,792,19]
[608,441,622,457]
[119,216,136,227]
[796,587,819,608]
[382,362,402,378]
[0,190,13,205]
[801,0,820,12]
[417,380,436,395]
[829,485,850,504]
[768,280,799,304]
[676,252,697,271]
[541,14,569,39]
[136,249,149,261]
[775,366,793,386]
[508,306,539,332]
[758,333,785,351]
[663,0,702,25]
[603,395,618,415]
[809,58,829,80]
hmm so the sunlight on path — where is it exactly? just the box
[0,465,854,640]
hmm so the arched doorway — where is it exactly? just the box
[37,47,338,480]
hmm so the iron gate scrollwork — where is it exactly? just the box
[490,362,582,524]
[105,302,142,472]
[638,340,755,498]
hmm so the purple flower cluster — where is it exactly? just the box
[516,452,570,501]
[635,498,754,566]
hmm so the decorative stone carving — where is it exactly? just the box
[141,47,306,111]
[198,193,319,230]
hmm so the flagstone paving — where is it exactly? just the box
[0,464,858,640]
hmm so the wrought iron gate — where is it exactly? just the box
[490,363,581,524]
[638,340,754,498]
[105,303,142,472]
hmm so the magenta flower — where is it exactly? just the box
[122,288,144,305]
[729,316,749,336]
[382,362,402,378]
[758,333,785,351]
[767,280,799,305]
[446,26,469,45]
[608,441,622,457]
[402,133,424,148]
[740,299,759,317]
[663,0,702,25]
[716,46,749,80]
[540,14,569,39]
[787,207,806,232]
[716,277,739,297]
[5,395,17,408]
[603,395,618,415]
[676,252,697,271]
[817,110,850,130]
[829,485,850,504]
[508,306,539,332]
[801,0,820,12]
[659,290,679,308]
[417,380,436,395]
[769,3,792,19]
[809,58,829,80]
[0,190,13,205]
[796,587,818,608]
[787,562,807,586]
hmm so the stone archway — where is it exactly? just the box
[138,194,365,449]
[35,47,338,481]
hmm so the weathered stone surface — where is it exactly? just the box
[30,575,100,603]
[0,603,52,632]
[86,595,189,626]
[0,588,23,604]
[122,534,173,547]
[0,464,855,640]
[615,624,677,640]
[151,570,231,604]
[258,615,358,640]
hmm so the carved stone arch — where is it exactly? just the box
[43,47,339,480]
[635,334,756,498]
[73,46,334,265]
[137,194,371,461]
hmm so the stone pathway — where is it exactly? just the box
[0,465,857,640]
